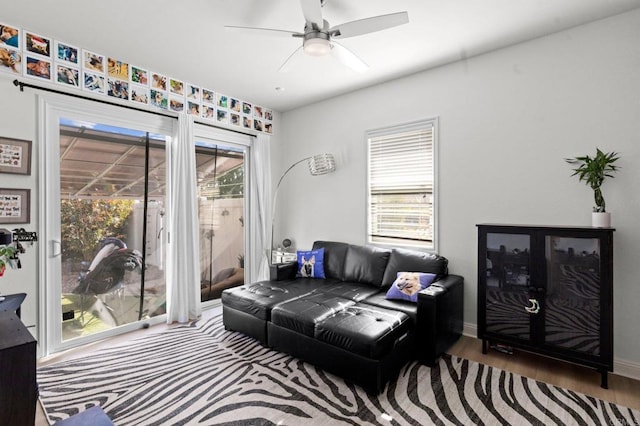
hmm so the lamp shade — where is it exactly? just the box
[308,154,336,176]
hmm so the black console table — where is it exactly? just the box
[0,310,37,425]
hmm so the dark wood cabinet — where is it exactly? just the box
[0,311,37,426]
[477,224,614,388]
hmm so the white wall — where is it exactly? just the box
[0,78,39,334]
[276,10,640,365]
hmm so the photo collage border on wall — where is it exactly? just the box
[0,22,273,134]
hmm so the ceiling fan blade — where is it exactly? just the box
[330,41,368,72]
[330,11,409,39]
[278,46,305,73]
[224,25,301,38]
[300,0,324,29]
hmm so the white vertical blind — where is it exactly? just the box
[367,119,436,248]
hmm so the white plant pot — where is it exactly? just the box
[592,212,611,228]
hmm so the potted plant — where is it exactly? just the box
[0,245,18,277]
[565,148,620,227]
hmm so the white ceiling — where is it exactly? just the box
[6,0,640,112]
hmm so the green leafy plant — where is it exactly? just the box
[60,199,135,262]
[0,245,18,277]
[565,148,620,212]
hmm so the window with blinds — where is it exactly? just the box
[367,118,437,250]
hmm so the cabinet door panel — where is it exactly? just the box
[486,288,531,339]
[485,232,531,340]
[544,236,601,355]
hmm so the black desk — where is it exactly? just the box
[0,311,37,426]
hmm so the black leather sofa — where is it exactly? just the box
[222,241,464,394]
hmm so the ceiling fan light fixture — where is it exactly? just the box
[303,35,331,56]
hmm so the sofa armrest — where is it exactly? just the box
[430,274,463,292]
[415,274,464,365]
[269,261,298,281]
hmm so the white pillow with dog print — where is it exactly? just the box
[385,272,436,302]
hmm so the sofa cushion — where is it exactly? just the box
[312,241,349,281]
[313,281,381,302]
[381,248,449,288]
[343,244,391,288]
[315,303,411,359]
[296,248,325,278]
[271,293,355,337]
[360,293,419,325]
[385,272,437,303]
[221,279,322,320]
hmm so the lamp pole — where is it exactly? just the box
[270,157,311,264]
[269,154,336,264]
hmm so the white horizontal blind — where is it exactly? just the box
[367,119,436,248]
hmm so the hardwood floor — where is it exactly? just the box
[448,335,640,411]
[34,329,640,425]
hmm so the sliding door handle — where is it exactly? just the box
[51,240,62,257]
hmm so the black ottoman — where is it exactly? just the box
[315,303,411,359]
[222,279,318,345]
[271,292,356,337]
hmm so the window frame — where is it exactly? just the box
[366,117,439,252]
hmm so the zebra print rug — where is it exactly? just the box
[38,309,639,425]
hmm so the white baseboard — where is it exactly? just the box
[460,322,640,381]
[463,322,477,338]
[613,357,640,381]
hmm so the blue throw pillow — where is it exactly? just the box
[296,248,326,279]
[385,272,437,302]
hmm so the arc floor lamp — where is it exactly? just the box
[270,153,336,263]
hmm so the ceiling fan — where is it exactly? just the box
[225,0,409,72]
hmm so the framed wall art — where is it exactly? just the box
[0,188,30,224]
[0,137,31,175]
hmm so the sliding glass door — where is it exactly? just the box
[41,95,174,354]
[195,137,247,304]
[58,119,168,342]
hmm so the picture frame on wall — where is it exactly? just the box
[130,85,149,105]
[83,70,105,94]
[0,188,30,224]
[150,72,167,90]
[150,89,167,110]
[202,89,215,105]
[0,23,21,49]
[54,40,79,65]
[24,30,52,58]
[131,65,148,85]
[55,64,80,88]
[24,54,52,81]
[107,57,129,80]
[0,46,22,74]
[83,49,105,73]
[0,137,31,175]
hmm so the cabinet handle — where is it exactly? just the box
[525,298,540,314]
